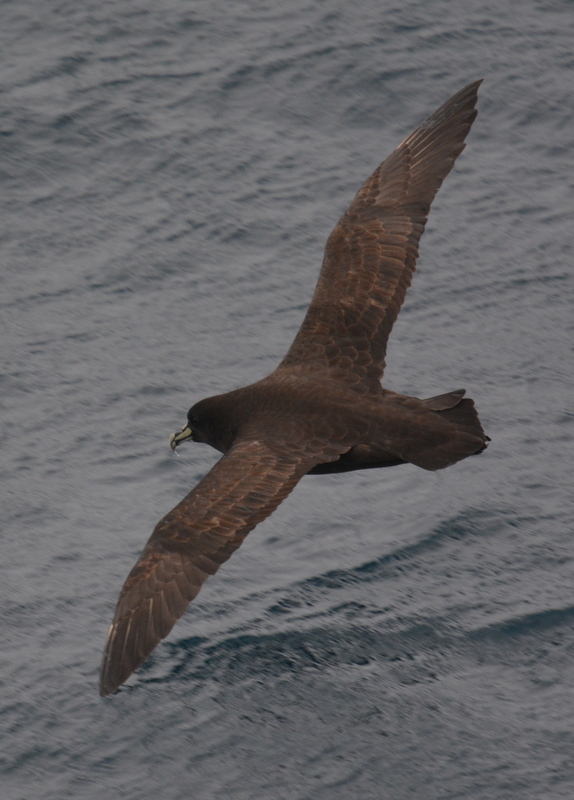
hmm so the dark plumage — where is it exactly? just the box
[100,80,488,696]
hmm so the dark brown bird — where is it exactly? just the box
[100,80,488,696]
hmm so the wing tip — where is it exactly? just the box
[408,78,483,140]
[99,623,122,697]
[99,677,117,698]
[98,615,149,697]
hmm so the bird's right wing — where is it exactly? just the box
[279,80,481,395]
[99,435,345,696]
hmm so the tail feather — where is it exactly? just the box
[420,388,466,410]
[403,391,489,471]
[433,397,489,447]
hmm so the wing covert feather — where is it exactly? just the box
[279,80,481,394]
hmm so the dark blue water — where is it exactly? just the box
[2,1,573,797]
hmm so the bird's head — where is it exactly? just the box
[169,406,205,450]
[169,397,227,451]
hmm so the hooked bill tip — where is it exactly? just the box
[169,425,193,451]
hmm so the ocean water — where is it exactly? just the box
[1,0,573,797]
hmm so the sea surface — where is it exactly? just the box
[1,1,573,798]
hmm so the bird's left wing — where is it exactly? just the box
[100,436,343,696]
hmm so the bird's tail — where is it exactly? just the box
[405,389,489,470]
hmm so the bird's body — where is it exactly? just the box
[100,80,488,697]
[186,376,485,471]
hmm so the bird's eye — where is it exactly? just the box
[188,416,199,428]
